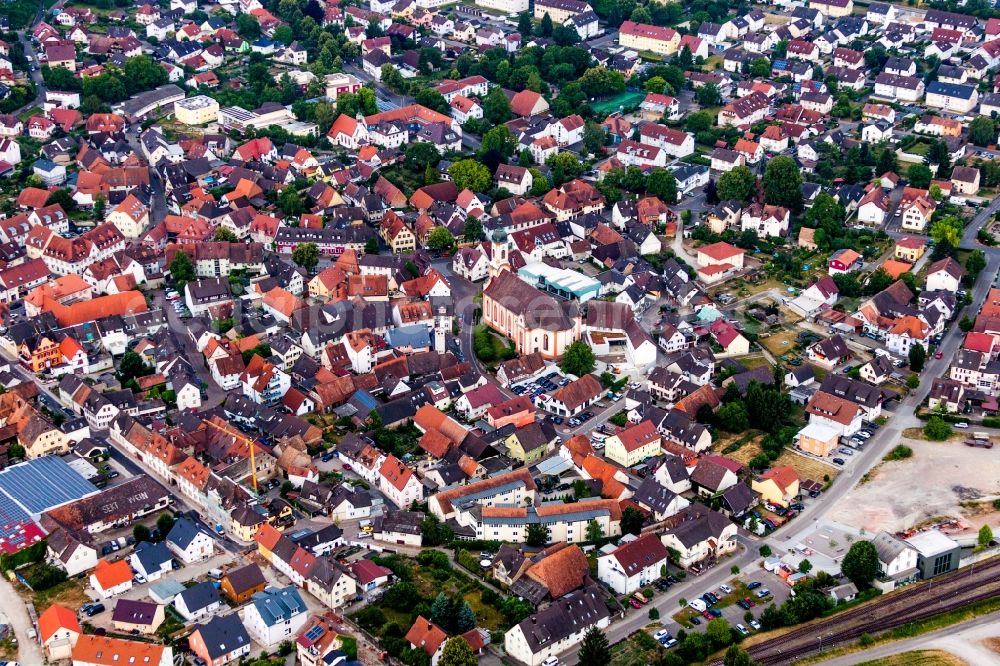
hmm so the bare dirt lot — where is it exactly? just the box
[827,436,1000,534]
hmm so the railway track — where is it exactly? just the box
[719,556,1000,666]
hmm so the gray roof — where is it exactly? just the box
[250,586,307,626]
[632,476,679,514]
[178,581,221,612]
[166,517,207,551]
[195,614,250,659]
[872,530,910,565]
[515,586,610,652]
[133,540,172,572]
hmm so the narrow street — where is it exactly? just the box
[0,577,43,666]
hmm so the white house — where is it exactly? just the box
[597,533,670,594]
[504,588,611,666]
[174,582,223,622]
[165,517,215,564]
[925,257,964,293]
[241,586,309,648]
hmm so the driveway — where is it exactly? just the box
[0,577,43,666]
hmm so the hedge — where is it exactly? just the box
[0,539,46,572]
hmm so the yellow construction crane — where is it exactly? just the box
[204,419,260,494]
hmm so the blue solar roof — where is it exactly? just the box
[0,456,98,517]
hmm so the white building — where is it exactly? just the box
[597,533,670,594]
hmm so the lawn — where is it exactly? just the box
[24,576,89,611]
[18,107,42,123]
[904,141,931,157]
[591,91,646,116]
[773,449,839,483]
[857,651,968,666]
[759,329,800,358]
[610,631,664,666]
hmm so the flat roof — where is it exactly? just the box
[175,95,219,110]
[518,261,601,296]
[906,530,959,556]
[0,456,97,518]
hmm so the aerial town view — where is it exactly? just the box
[2,0,1000,664]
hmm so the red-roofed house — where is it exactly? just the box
[752,466,800,507]
[90,559,133,598]
[405,617,447,664]
[709,319,750,355]
[378,455,422,508]
[695,242,744,284]
[596,532,669,594]
[39,603,81,660]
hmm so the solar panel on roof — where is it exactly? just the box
[305,625,325,641]
[0,456,97,516]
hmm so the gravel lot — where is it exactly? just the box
[826,436,1000,535]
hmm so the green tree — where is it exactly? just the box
[529,168,551,196]
[580,67,625,98]
[647,168,678,203]
[840,540,879,588]
[279,188,305,216]
[578,627,611,666]
[763,156,803,211]
[908,163,933,188]
[930,216,963,247]
[463,216,484,242]
[723,646,755,666]
[169,250,195,291]
[906,374,920,389]
[644,76,667,94]
[426,227,456,253]
[924,416,952,441]
[365,237,380,255]
[448,159,492,192]
[970,116,996,147]
[966,249,987,282]
[586,519,604,542]
[292,242,320,272]
[526,523,550,546]
[438,637,477,666]
[621,507,644,535]
[273,24,294,44]
[548,152,585,186]
[759,544,772,558]
[133,524,151,543]
[959,315,975,332]
[583,121,607,155]
[979,524,994,549]
[695,83,722,107]
[480,125,517,158]
[405,142,441,172]
[716,401,749,432]
[517,11,533,36]
[214,227,238,242]
[876,147,898,176]
[686,111,713,133]
[749,58,771,77]
[414,88,450,115]
[235,13,260,39]
[45,189,77,212]
[717,166,757,203]
[908,343,926,372]
[380,63,407,93]
[156,513,175,539]
[456,602,475,633]
[864,268,894,296]
[706,618,733,648]
[483,86,513,125]
[560,341,596,376]
[539,11,553,36]
[799,559,813,573]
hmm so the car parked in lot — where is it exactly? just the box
[749,619,761,630]
[719,584,733,594]
[689,617,701,625]
[756,588,771,598]
[833,458,845,465]
[736,624,750,636]
[838,447,854,456]
[747,581,762,590]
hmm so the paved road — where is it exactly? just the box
[0,576,43,666]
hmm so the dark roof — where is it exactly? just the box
[632,476,680,514]
[166,516,206,550]
[111,599,160,626]
[194,614,251,660]
[514,586,611,652]
[222,563,266,595]
[178,581,221,612]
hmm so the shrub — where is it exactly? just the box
[884,445,913,461]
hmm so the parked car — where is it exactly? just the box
[630,598,642,609]
[689,617,701,625]
[756,589,771,598]
[833,458,845,465]
[747,581,762,590]
[708,607,722,618]
[838,447,854,456]
[856,431,872,439]
[542,657,560,666]
[956,422,970,429]
[719,584,733,594]
[736,624,750,636]
[750,620,761,630]
[935,351,943,359]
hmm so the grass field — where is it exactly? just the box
[24,577,89,611]
[591,91,646,116]
[774,449,838,483]
[857,650,967,666]
[760,329,800,357]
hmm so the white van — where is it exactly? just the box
[688,598,707,612]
